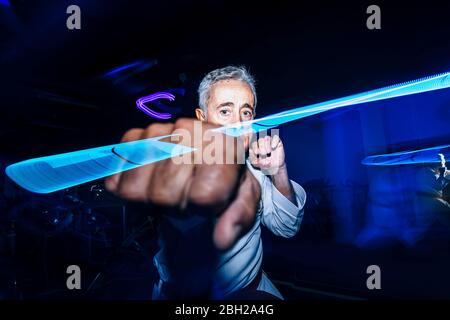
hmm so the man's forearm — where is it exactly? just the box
[270,164,296,205]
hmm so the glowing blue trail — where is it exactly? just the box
[215,71,450,136]
[5,71,450,193]
[103,59,157,78]
[5,135,194,194]
[104,61,143,77]
[361,145,450,166]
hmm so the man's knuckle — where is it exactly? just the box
[145,123,172,136]
[174,118,191,129]
[148,188,178,206]
[117,185,145,202]
[122,128,143,141]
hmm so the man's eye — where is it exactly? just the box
[242,110,252,117]
[220,109,230,116]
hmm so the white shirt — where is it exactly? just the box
[211,161,306,298]
[152,160,307,299]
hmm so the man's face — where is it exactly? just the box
[196,79,255,126]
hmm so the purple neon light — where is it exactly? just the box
[136,92,175,119]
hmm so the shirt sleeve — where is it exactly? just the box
[260,175,307,238]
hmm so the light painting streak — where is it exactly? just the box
[5,135,195,194]
[136,92,175,119]
[103,59,157,78]
[104,61,142,77]
[214,71,450,136]
[5,71,450,193]
[361,145,450,166]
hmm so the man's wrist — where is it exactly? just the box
[270,163,296,204]
[268,163,286,182]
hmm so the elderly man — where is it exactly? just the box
[106,66,306,299]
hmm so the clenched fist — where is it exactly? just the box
[105,118,261,250]
[249,134,286,176]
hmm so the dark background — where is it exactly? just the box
[1,0,450,299]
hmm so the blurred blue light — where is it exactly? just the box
[5,135,195,193]
[6,70,450,193]
[362,145,450,166]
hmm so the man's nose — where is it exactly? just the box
[236,112,244,123]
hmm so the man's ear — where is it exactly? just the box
[195,108,206,121]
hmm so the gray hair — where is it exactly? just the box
[198,66,257,115]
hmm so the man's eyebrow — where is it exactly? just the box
[216,102,234,108]
[241,103,254,110]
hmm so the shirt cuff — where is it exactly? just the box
[272,179,306,218]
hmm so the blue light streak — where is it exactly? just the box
[6,71,450,193]
[362,145,450,166]
[5,135,194,194]
[215,71,450,136]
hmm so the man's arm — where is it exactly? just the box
[259,169,306,238]
[270,164,296,205]
[105,119,261,250]
[248,134,306,238]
